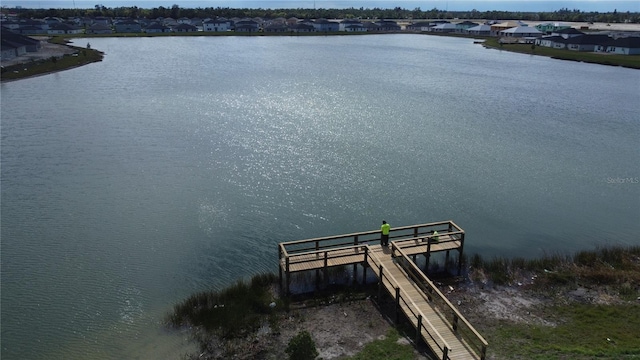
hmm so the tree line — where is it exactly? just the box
[5,5,639,24]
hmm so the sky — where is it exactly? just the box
[3,0,640,12]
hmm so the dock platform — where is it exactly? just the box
[278,220,487,360]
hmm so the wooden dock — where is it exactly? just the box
[278,220,487,360]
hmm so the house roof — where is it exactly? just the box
[611,36,640,49]
[556,28,583,35]
[146,23,169,30]
[89,24,111,30]
[432,23,457,30]
[49,23,80,30]
[174,23,197,30]
[1,30,40,45]
[500,26,541,34]
[467,24,491,31]
[492,21,521,28]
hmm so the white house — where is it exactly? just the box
[203,18,230,32]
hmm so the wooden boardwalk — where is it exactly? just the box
[278,221,487,360]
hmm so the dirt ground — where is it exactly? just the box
[248,275,632,360]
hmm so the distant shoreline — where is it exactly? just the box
[2,22,638,82]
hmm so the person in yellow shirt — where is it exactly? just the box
[380,220,390,247]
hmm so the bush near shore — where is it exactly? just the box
[168,245,640,360]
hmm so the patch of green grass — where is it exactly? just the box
[491,304,640,359]
[470,246,640,289]
[1,45,103,81]
[483,37,640,69]
[346,328,416,360]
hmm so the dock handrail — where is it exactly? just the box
[280,220,463,256]
[364,246,451,360]
[394,246,488,360]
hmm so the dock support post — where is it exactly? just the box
[416,315,422,344]
[394,287,401,324]
[323,251,329,289]
[424,240,431,274]
[458,232,465,276]
[362,247,368,285]
[278,246,283,296]
[352,263,358,286]
[378,265,383,300]
[285,256,291,295]
[445,250,450,273]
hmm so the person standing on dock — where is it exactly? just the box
[380,220,390,247]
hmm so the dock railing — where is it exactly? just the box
[393,246,488,360]
[279,220,464,258]
[364,246,451,360]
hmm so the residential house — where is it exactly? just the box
[1,31,42,60]
[234,19,259,32]
[344,23,367,32]
[286,17,299,27]
[48,23,83,35]
[190,18,204,31]
[535,35,567,49]
[455,21,478,32]
[177,17,191,24]
[313,19,339,32]
[264,24,289,33]
[290,23,315,33]
[145,23,171,33]
[565,34,611,52]
[203,18,230,32]
[86,23,113,34]
[535,22,570,34]
[553,28,584,39]
[114,20,142,33]
[499,26,542,38]
[375,20,401,31]
[16,25,48,35]
[598,37,640,55]
[174,23,198,32]
[490,21,520,36]
[363,22,380,32]
[466,24,491,36]
[1,21,21,30]
[93,16,111,26]
[339,19,363,31]
[162,18,178,27]
[430,23,457,33]
[404,21,431,32]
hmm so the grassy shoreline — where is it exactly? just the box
[168,245,640,360]
[2,31,637,82]
[0,38,104,82]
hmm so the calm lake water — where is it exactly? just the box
[1,34,638,359]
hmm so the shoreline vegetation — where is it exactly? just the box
[168,245,640,360]
[2,28,639,83]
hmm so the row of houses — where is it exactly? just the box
[406,20,640,54]
[1,16,403,35]
[2,16,639,61]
